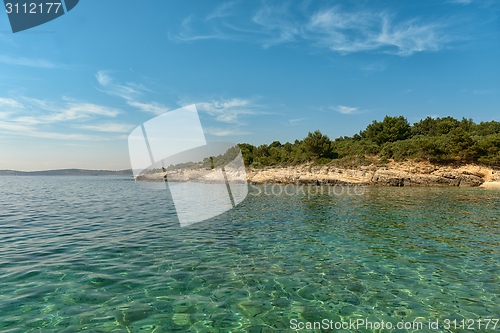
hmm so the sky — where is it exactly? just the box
[0,0,499,171]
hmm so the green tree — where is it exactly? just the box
[361,116,412,145]
[412,116,438,136]
[238,143,256,166]
[301,130,335,161]
[436,116,460,135]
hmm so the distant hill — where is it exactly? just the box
[0,169,133,176]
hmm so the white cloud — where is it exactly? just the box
[334,105,358,114]
[451,0,496,4]
[0,55,59,68]
[95,71,170,115]
[127,101,168,115]
[1,97,119,124]
[0,97,24,108]
[172,97,263,138]
[171,16,230,42]
[0,97,21,119]
[125,82,154,93]
[96,71,112,86]
[11,116,40,125]
[0,119,117,140]
[204,127,252,136]
[0,95,123,141]
[78,123,135,133]
[22,131,103,141]
[288,118,305,125]
[0,121,33,132]
[44,102,120,122]
[172,3,451,56]
[0,112,11,119]
[20,97,59,112]
[95,71,142,101]
[361,61,388,73]
[196,98,259,124]
[206,1,236,21]
[306,8,446,56]
[252,2,300,47]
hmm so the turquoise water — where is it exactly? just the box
[0,177,499,332]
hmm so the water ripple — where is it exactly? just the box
[0,177,499,332]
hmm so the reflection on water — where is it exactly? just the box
[0,177,499,332]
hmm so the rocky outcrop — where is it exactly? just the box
[367,170,484,187]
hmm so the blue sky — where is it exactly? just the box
[0,0,499,170]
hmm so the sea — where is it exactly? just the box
[0,176,499,332]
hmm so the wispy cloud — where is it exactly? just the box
[448,0,473,4]
[95,70,143,101]
[206,1,237,21]
[1,96,120,124]
[0,95,122,140]
[171,3,452,56]
[196,98,260,124]
[288,118,305,125]
[11,116,41,125]
[204,127,252,137]
[0,97,24,108]
[96,71,169,114]
[0,121,32,132]
[0,55,60,68]
[0,120,105,141]
[96,71,112,86]
[77,123,135,133]
[24,131,103,141]
[252,2,300,47]
[7,97,121,124]
[306,7,447,56]
[360,61,388,73]
[171,16,230,42]
[44,102,120,122]
[0,112,11,119]
[448,0,498,6]
[333,105,358,114]
[127,101,168,115]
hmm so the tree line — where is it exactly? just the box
[238,116,500,167]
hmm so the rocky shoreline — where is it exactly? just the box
[247,161,500,187]
[137,161,500,187]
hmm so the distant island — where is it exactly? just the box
[0,169,132,176]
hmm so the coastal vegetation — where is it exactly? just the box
[239,116,500,167]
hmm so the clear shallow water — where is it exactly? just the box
[0,177,499,333]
